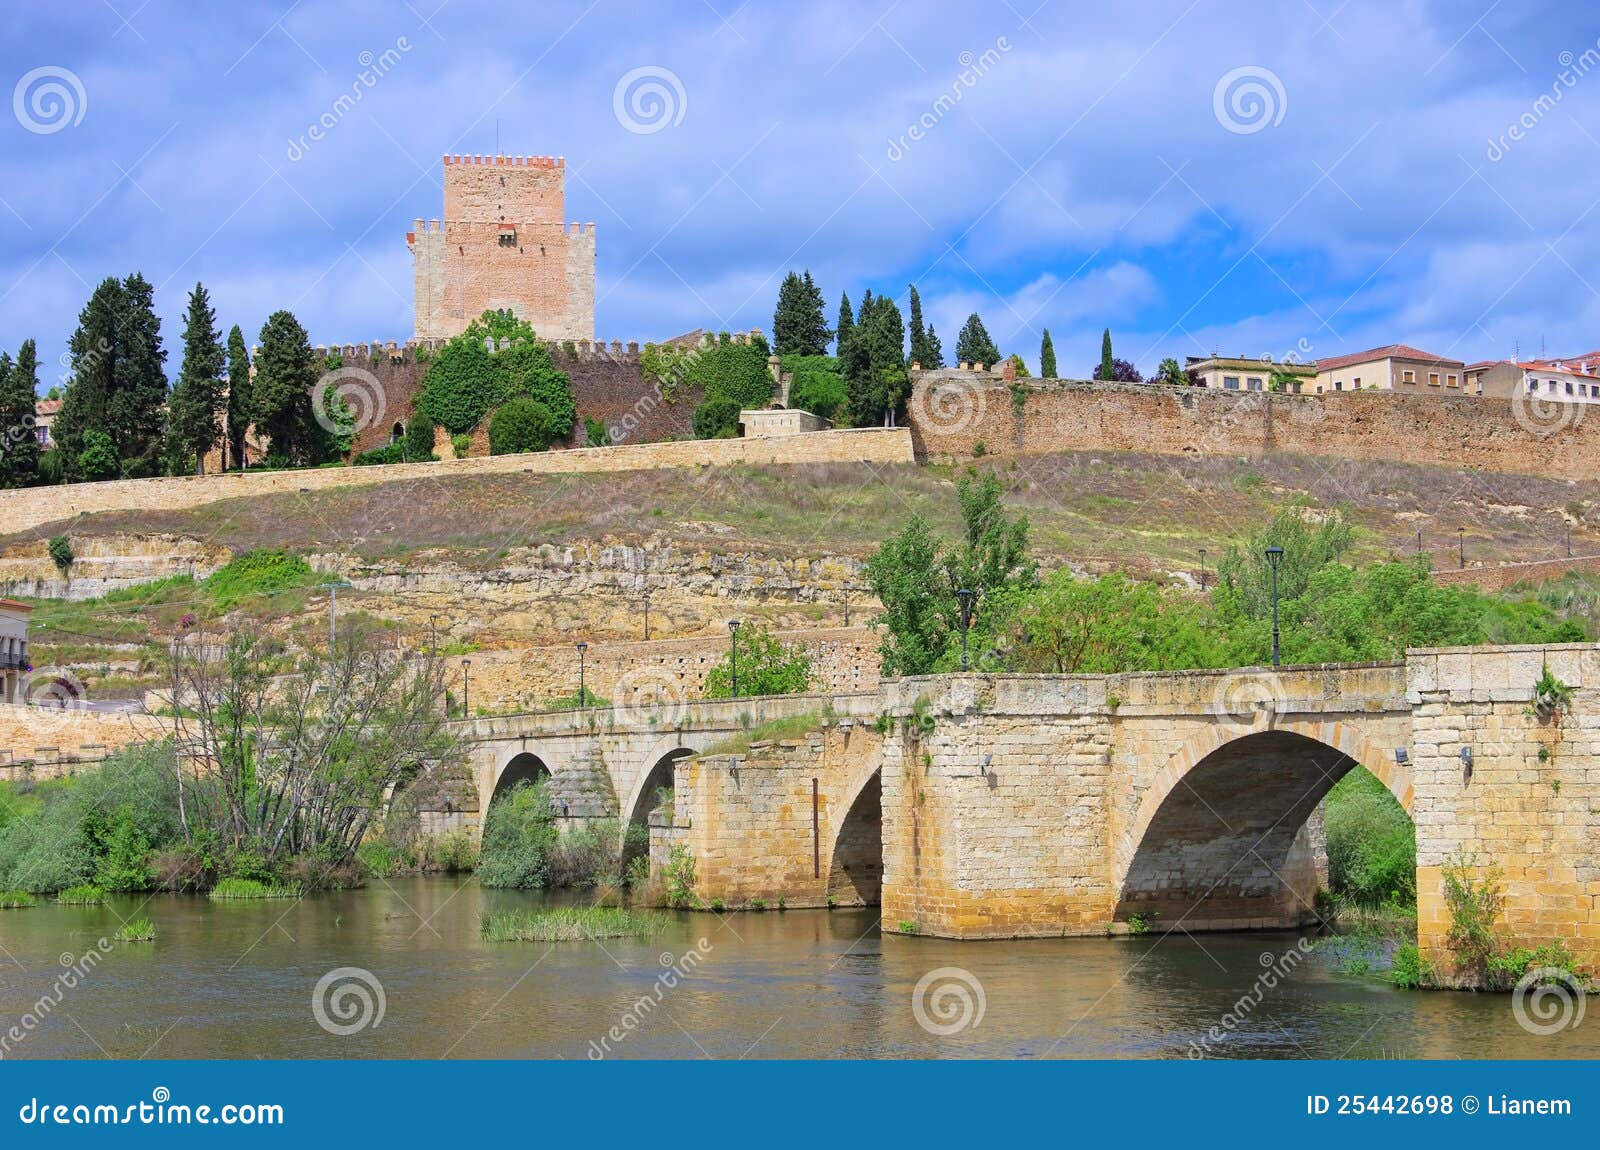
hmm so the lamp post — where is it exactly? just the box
[428,612,442,654]
[956,588,976,671]
[1197,548,1207,592]
[460,658,471,718]
[1265,546,1284,668]
[328,580,351,650]
[1568,527,1573,558]
[641,587,651,641]
[842,582,852,627]
[1415,529,1422,555]
[728,620,741,698]
[576,641,588,710]
[1458,527,1465,570]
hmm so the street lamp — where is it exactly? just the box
[728,620,742,698]
[842,582,852,627]
[956,588,976,671]
[461,658,471,718]
[328,580,351,650]
[428,613,442,654]
[641,586,652,641]
[1264,546,1284,668]
[1458,527,1465,570]
[576,641,588,710]
[1197,548,1208,592]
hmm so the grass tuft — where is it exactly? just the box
[56,884,107,905]
[209,877,303,901]
[481,906,669,942]
[0,890,37,908]
[114,918,156,942]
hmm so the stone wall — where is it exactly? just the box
[0,703,163,778]
[1408,644,1600,977]
[0,534,230,599]
[455,627,879,715]
[1431,554,1600,593]
[906,372,1599,481]
[0,427,915,537]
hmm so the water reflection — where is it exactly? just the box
[0,878,1591,1060]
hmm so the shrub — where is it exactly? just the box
[544,818,627,888]
[584,416,610,447]
[1441,852,1504,984]
[48,535,74,573]
[0,890,36,908]
[662,842,696,908]
[1323,768,1415,907]
[204,549,320,611]
[1388,942,1431,989]
[691,397,743,439]
[451,433,471,459]
[56,884,106,905]
[417,309,575,436]
[421,831,478,873]
[352,443,406,467]
[476,780,557,888]
[488,398,556,455]
[403,411,437,461]
[788,367,848,422]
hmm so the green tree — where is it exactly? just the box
[253,310,335,466]
[703,625,813,697]
[834,291,854,356]
[773,270,831,356]
[864,471,1035,675]
[789,365,849,422]
[691,396,742,439]
[1098,328,1114,380]
[488,397,556,454]
[848,293,908,427]
[1155,357,1188,386]
[0,341,41,488]
[77,428,120,481]
[908,284,940,368]
[225,324,252,470]
[688,332,775,438]
[402,410,436,461]
[922,322,945,369]
[53,274,169,479]
[955,313,1000,367]
[166,283,226,474]
[1039,329,1057,379]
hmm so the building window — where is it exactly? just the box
[1429,372,1440,386]
[1402,369,1415,383]
[1447,374,1458,387]
[1246,377,1262,391]
[1353,376,1361,388]
[1549,380,1558,393]
[1223,376,1239,390]
[1334,380,1343,391]
[1528,379,1538,392]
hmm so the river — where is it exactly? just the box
[0,878,1590,1059]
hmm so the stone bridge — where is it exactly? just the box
[457,643,1600,972]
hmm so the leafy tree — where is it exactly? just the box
[1006,353,1029,378]
[773,270,831,356]
[1039,329,1057,379]
[225,325,252,470]
[788,362,849,422]
[703,625,813,697]
[1103,358,1143,382]
[955,313,999,367]
[0,341,40,488]
[477,780,558,888]
[488,397,556,454]
[53,274,169,479]
[1155,357,1188,386]
[1323,768,1416,906]
[848,293,908,427]
[166,283,226,474]
[77,428,121,481]
[418,310,574,438]
[254,310,336,465]
[1098,328,1114,380]
[864,471,1034,675]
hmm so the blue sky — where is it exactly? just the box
[4,0,1600,389]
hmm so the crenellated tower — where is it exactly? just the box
[408,154,595,341]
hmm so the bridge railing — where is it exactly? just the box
[451,689,882,738]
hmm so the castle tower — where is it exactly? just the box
[408,154,595,341]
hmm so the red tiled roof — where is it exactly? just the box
[35,398,61,415]
[1316,344,1463,373]
[0,598,34,612]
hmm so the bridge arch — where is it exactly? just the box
[1114,719,1413,931]
[490,750,552,806]
[826,765,882,906]
[621,744,697,870]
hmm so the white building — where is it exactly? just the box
[1,598,31,704]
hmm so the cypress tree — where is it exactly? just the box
[225,325,251,469]
[0,341,40,487]
[798,270,830,355]
[955,313,999,367]
[908,285,928,367]
[167,283,226,474]
[923,324,944,369]
[1039,328,1057,379]
[835,291,854,354]
[773,271,807,356]
[53,274,169,480]
[1099,328,1114,381]
[254,310,331,466]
